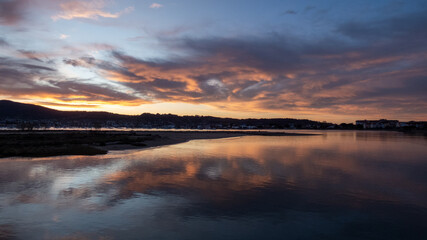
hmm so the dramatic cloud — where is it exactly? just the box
[63,56,145,82]
[58,9,427,120]
[0,54,145,107]
[2,2,427,121]
[52,0,134,21]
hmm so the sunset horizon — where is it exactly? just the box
[1,98,426,125]
[1,1,427,239]
[1,0,426,123]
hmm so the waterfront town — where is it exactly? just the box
[355,119,426,129]
[1,100,425,130]
[1,117,425,131]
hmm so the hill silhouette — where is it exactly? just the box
[0,100,326,129]
[0,100,126,120]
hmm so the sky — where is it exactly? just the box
[0,0,426,123]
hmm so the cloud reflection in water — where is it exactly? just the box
[0,131,426,239]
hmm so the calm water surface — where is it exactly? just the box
[0,131,426,239]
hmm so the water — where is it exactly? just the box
[0,131,426,239]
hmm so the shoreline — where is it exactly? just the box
[0,130,314,158]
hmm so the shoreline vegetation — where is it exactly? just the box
[0,130,314,158]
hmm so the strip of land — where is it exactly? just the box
[0,130,313,158]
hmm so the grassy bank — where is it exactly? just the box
[0,131,160,158]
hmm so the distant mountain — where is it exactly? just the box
[0,100,126,120]
[0,100,328,129]
[0,100,62,119]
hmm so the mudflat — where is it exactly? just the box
[0,130,312,158]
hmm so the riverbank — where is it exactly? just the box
[0,130,313,158]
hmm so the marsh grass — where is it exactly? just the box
[0,131,158,158]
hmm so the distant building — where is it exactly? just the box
[355,119,399,129]
[406,121,426,129]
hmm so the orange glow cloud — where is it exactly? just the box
[2,7,427,122]
[52,0,133,21]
